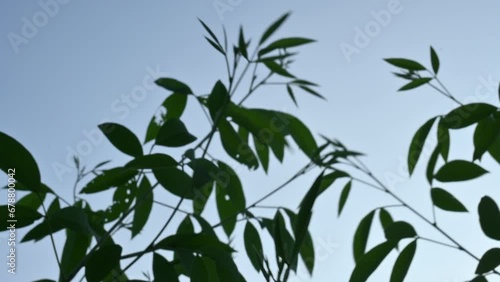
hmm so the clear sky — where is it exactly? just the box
[1,1,500,281]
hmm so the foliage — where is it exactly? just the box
[1,14,500,282]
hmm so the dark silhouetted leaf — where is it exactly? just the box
[384,58,426,71]
[80,167,137,194]
[153,253,179,282]
[85,244,122,282]
[478,196,500,240]
[385,221,417,243]
[132,177,153,237]
[156,118,197,147]
[207,80,229,121]
[244,222,264,272]
[98,123,143,157]
[190,256,209,282]
[0,205,42,229]
[264,61,294,78]
[408,117,437,175]
[59,230,91,280]
[441,103,497,129]
[379,208,394,232]
[0,132,41,192]
[434,160,488,182]
[398,77,432,91]
[238,26,248,59]
[349,241,394,282]
[155,78,192,95]
[437,120,450,161]
[338,180,352,216]
[426,145,440,184]
[431,188,467,212]
[154,167,193,199]
[430,46,439,74]
[17,192,45,211]
[476,248,500,274]
[218,119,259,170]
[259,12,290,45]
[353,210,375,263]
[473,115,500,160]
[259,37,315,56]
[471,276,488,282]
[287,85,298,106]
[215,161,245,237]
[253,135,270,173]
[125,153,177,170]
[390,240,417,282]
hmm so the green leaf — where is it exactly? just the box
[164,92,188,120]
[238,26,248,60]
[193,182,214,215]
[299,85,325,99]
[144,117,162,144]
[259,37,315,56]
[198,18,221,46]
[215,161,245,237]
[80,167,137,194]
[156,233,234,258]
[244,222,264,272]
[408,117,437,175]
[0,205,42,229]
[318,170,349,195]
[207,80,229,121]
[153,253,179,282]
[473,115,500,160]
[384,58,426,71]
[431,187,467,212]
[218,119,259,169]
[263,61,294,78]
[426,145,441,184]
[338,180,352,216]
[390,240,417,282]
[434,160,488,182]
[155,118,197,147]
[379,208,394,232]
[437,120,450,161]
[441,103,497,129]
[489,136,500,164]
[478,196,500,240]
[153,167,193,199]
[59,230,91,280]
[471,276,488,282]
[353,210,375,263]
[52,206,92,234]
[125,153,177,170]
[253,135,270,173]
[205,36,225,55]
[398,77,432,91]
[132,177,153,237]
[259,12,290,45]
[385,221,417,243]
[476,248,500,274]
[98,123,143,157]
[283,209,315,275]
[0,132,41,192]
[190,256,209,282]
[430,46,440,74]
[85,244,122,282]
[286,85,298,106]
[155,78,193,95]
[189,158,219,189]
[292,173,324,270]
[287,114,318,159]
[17,192,45,210]
[349,241,394,282]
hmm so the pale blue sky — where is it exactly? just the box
[1,1,500,281]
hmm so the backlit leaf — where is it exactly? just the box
[434,160,488,182]
[431,188,467,212]
[98,123,143,158]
